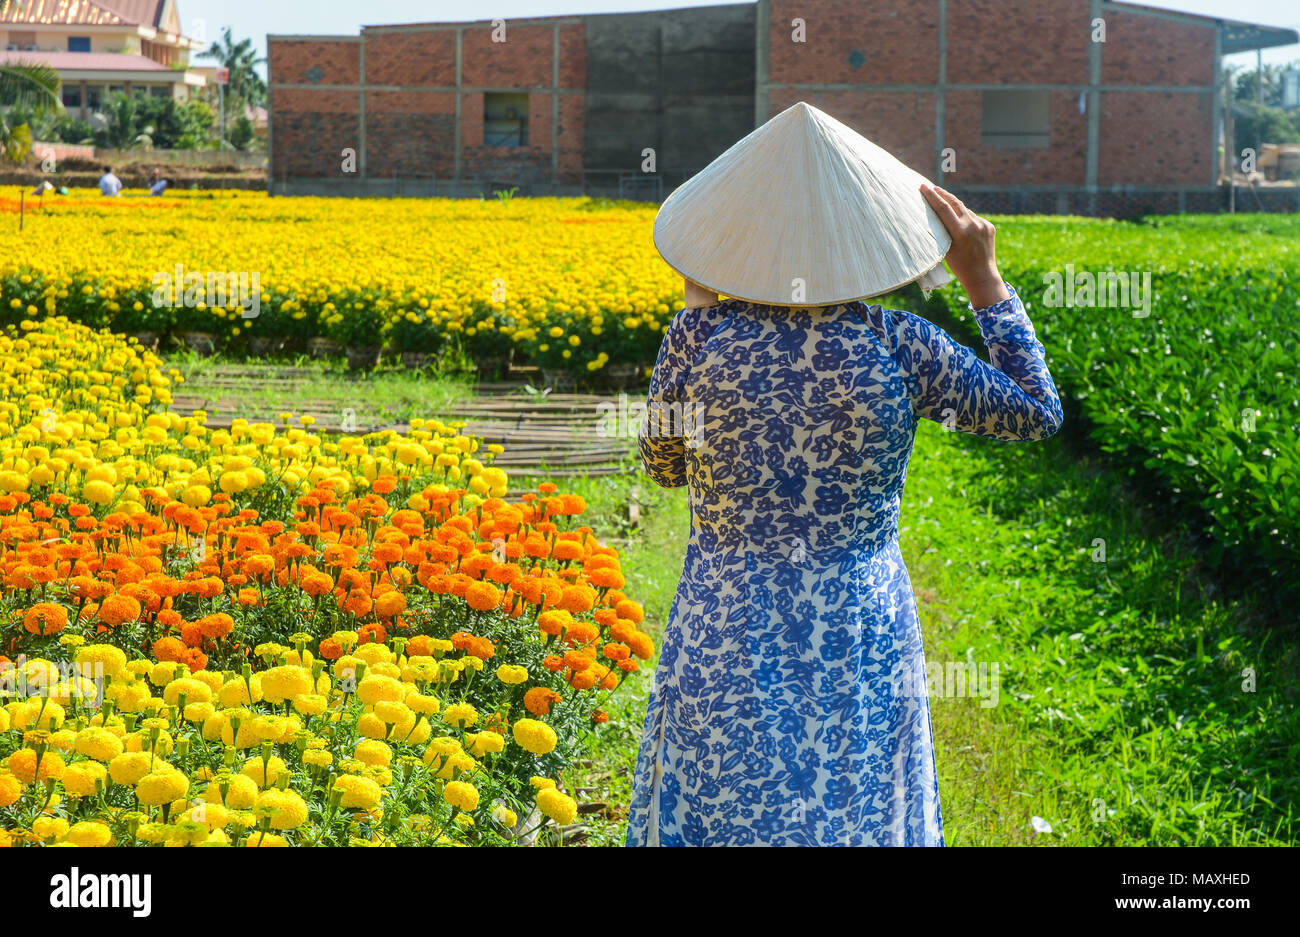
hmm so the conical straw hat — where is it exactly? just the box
[654,101,953,307]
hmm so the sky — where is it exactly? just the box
[183,0,1300,72]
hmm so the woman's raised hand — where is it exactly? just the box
[920,183,1010,309]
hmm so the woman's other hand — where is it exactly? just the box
[920,183,1010,309]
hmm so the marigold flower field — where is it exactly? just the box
[0,318,654,846]
[0,190,680,377]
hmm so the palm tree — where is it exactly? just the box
[0,62,62,163]
[199,27,266,140]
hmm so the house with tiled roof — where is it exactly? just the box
[0,0,207,118]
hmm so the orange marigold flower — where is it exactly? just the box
[542,655,564,672]
[552,540,584,562]
[603,642,631,661]
[627,631,655,660]
[559,585,596,615]
[564,621,600,646]
[199,613,235,638]
[153,636,187,663]
[592,710,609,724]
[375,591,407,619]
[615,599,645,624]
[372,542,403,565]
[358,622,388,645]
[465,581,502,612]
[524,687,563,716]
[98,594,142,627]
[319,638,343,660]
[23,603,68,636]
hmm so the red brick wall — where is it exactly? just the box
[1101,9,1215,86]
[1099,91,1212,185]
[461,23,555,88]
[944,90,1087,185]
[269,88,360,178]
[769,85,937,176]
[270,39,360,86]
[558,23,585,89]
[768,0,940,85]
[363,30,457,86]
[366,90,457,177]
[947,0,1091,84]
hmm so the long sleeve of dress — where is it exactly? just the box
[896,282,1063,441]
[638,303,728,488]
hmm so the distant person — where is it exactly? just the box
[149,168,169,197]
[98,166,122,197]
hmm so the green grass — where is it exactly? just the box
[904,420,1295,845]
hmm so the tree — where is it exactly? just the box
[0,62,61,164]
[228,115,255,151]
[1226,61,1300,155]
[199,27,267,143]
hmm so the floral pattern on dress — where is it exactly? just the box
[625,284,1062,846]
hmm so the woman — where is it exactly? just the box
[626,103,1063,847]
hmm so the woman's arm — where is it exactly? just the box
[638,290,726,488]
[902,184,1063,441]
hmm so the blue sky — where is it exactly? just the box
[183,0,1300,71]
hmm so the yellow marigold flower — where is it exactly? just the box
[106,748,152,784]
[496,664,529,685]
[443,780,480,812]
[33,816,70,842]
[0,774,22,808]
[354,739,393,767]
[293,694,327,717]
[240,756,288,789]
[466,731,505,757]
[530,776,557,790]
[64,820,113,847]
[205,773,258,809]
[61,761,107,797]
[162,677,212,706]
[491,804,518,828]
[357,674,404,705]
[74,644,127,678]
[443,702,478,728]
[537,788,578,825]
[260,666,314,704]
[257,788,309,830]
[333,774,382,809]
[74,726,123,762]
[136,768,189,806]
[512,718,559,755]
[243,831,290,847]
[356,712,389,739]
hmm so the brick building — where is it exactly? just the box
[267,0,1298,213]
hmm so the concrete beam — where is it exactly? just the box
[936,0,946,182]
[1087,0,1102,199]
